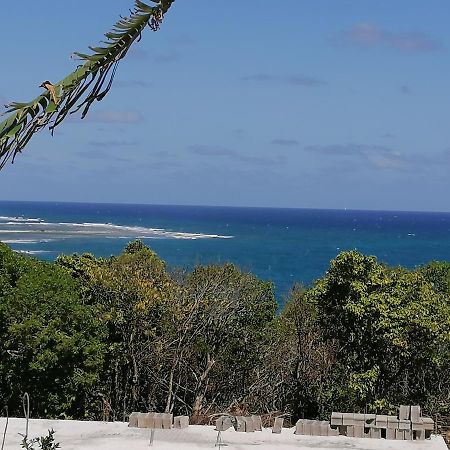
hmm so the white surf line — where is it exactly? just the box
[0,220,234,240]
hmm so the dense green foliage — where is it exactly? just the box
[1,242,449,421]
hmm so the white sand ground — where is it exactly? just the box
[0,418,447,450]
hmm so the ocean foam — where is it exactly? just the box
[0,216,233,242]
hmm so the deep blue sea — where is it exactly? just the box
[1,200,450,302]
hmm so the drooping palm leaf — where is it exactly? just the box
[0,0,175,170]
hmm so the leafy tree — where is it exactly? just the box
[0,0,176,169]
[0,243,106,418]
[307,250,450,414]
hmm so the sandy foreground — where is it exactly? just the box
[0,418,447,450]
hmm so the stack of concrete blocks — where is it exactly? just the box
[128,412,188,430]
[272,417,284,434]
[327,405,434,441]
[216,415,262,433]
[295,418,339,437]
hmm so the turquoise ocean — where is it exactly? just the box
[1,201,450,301]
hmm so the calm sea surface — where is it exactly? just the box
[1,201,450,302]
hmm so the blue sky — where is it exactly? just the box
[1,1,450,211]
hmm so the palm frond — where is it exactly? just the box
[0,0,175,170]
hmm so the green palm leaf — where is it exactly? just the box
[0,0,175,170]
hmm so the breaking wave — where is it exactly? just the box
[0,215,233,244]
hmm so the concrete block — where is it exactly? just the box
[330,412,343,426]
[386,428,396,440]
[422,417,434,431]
[154,413,163,429]
[342,413,354,426]
[328,425,339,437]
[395,429,405,440]
[387,415,399,429]
[364,414,376,427]
[404,429,413,440]
[398,419,411,430]
[137,412,147,428]
[243,417,254,432]
[310,420,321,436]
[252,415,262,431]
[235,416,246,432]
[173,416,189,429]
[375,415,388,428]
[399,405,410,421]
[128,412,139,428]
[410,405,421,423]
[303,420,312,435]
[346,426,354,438]
[216,416,233,431]
[415,429,425,440]
[369,428,381,439]
[272,417,284,434]
[319,421,329,436]
[353,426,364,438]
[412,420,424,431]
[295,419,304,435]
[162,413,173,429]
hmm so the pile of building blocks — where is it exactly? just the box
[215,415,263,433]
[295,405,434,440]
[128,412,189,429]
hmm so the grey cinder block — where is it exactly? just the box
[422,417,434,431]
[272,417,284,434]
[398,419,411,430]
[353,426,364,438]
[342,413,354,426]
[387,415,399,429]
[395,429,405,440]
[328,425,339,437]
[375,415,388,428]
[243,417,254,432]
[252,415,262,431]
[162,413,173,429]
[331,412,343,426]
[154,413,164,429]
[294,419,304,435]
[415,429,425,440]
[128,412,139,428]
[310,420,321,436]
[235,416,246,432]
[174,416,189,429]
[364,414,376,427]
[399,405,410,421]
[346,426,354,438]
[410,405,421,423]
[404,429,413,440]
[369,428,381,439]
[216,416,233,431]
[319,421,329,436]
[138,412,155,428]
[386,428,396,440]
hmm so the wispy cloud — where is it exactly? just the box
[153,50,181,63]
[271,138,300,147]
[188,144,285,166]
[242,73,327,87]
[89,140,138,148]
[233,128,245,138]
[338,23,443,53]
[87,110,144,124]
[400,85,412,95]
[75,149,130,162]
[304,143,421,171]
